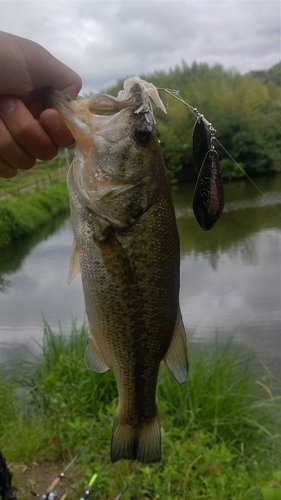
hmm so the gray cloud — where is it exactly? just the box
[0,0,280,93]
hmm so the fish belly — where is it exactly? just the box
[70,181,180,463]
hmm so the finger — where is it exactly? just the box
[0,115,36,170]
[39,109,75,148]
[0,33,82,99]
[26,40,82,99]
[33,54,82,99]
[0,96,58,161]
[0,159,18,178]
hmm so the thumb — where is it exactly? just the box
[26,41,82,99]
[0,32,82,99]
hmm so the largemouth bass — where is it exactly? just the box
[48,77,188,464]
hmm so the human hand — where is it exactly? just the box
[0,31,82,178]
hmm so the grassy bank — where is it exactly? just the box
[0,178,69,248]
[0,152,72,199]
[0,324,280,499]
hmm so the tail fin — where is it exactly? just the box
[110,416,161,464]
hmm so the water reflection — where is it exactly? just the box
[0,176,280,369]
[175,176,281,366]
[0,216,85,364]
[174,175,281,257]
[180,230,281,348]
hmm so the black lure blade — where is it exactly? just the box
[193,150,224,230]
[192,118,209,173]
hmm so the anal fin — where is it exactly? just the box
[84,336,109,373]
[68,238,80,284]
[163,309,188,384]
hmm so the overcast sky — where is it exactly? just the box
[0,0,280,94]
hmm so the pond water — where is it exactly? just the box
[0,175,280,372]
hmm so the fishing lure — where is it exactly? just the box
[192,119,224,230]
[158,88,225,230]
[192,116,209,173]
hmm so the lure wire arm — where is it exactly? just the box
[157,87,217,135]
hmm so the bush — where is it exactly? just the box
[220,158,245,179]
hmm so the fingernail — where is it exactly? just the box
[0,97,17,115]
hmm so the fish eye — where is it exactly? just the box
[134,125,151,144]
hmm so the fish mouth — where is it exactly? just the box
[45,78,166,124]
[44,87,72,109]
[87,83,147,117]
[44,78,165,146]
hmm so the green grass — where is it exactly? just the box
[0,324,280,499]
[0,178,69,247]
[0,150,73,199]
[0,151,71,247]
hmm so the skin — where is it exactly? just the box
[0,31,82,178]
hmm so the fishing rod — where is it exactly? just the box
[79,457,110,499]
[31,436,93,500]
[112,482,128,500]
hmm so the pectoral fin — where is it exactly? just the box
[68,238,80,284]
[163,309,188,384]
[84,336,109,373]
[95,233,136,285]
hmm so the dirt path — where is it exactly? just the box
[10,461,77,499]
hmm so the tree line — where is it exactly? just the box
[105,61,281,183]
